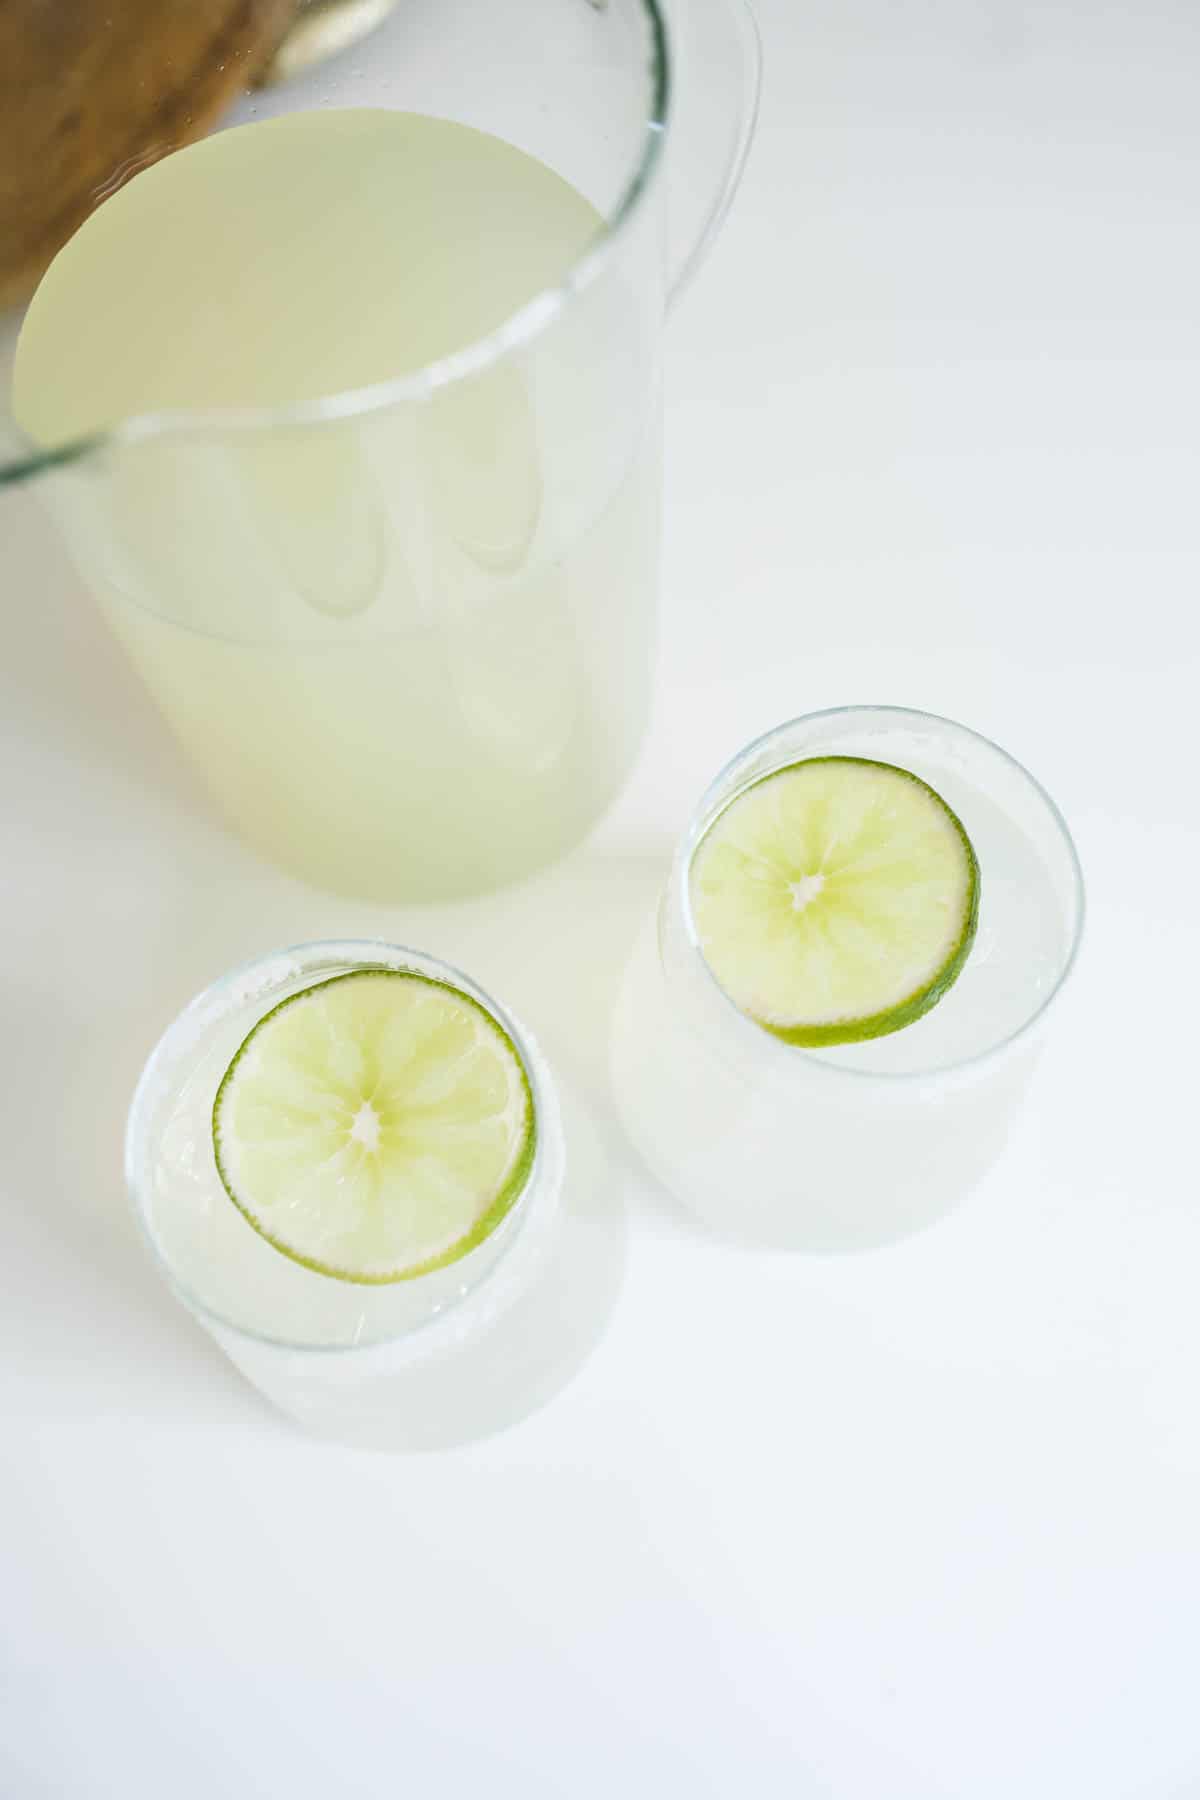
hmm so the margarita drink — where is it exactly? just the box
[611,708,1084,1251]
[14,109,660,897]
[129,941,622,1448]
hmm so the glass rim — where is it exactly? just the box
[671,704,1087,1087]
[0,0,671,488]
[125,937,554,1356]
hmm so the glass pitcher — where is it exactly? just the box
[0,0,759,900]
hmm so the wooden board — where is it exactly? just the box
[0,0,298,309]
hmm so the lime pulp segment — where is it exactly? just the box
[689,756,980,1046]
[212,970,536,1284]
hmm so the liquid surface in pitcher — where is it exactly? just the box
[14,108,610,431]
[14,110,660,899]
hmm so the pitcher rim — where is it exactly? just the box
[1,0,671,485]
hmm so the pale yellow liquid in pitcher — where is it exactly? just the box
[14,110,659,897]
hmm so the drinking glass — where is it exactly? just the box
[611,708,1086,1251]
[128,940,625,1449]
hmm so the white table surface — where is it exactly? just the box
[3,3,1199,1795]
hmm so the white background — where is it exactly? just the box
[3,1,1200,1794]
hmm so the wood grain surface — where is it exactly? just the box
[0,0,297,309]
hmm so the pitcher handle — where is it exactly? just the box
[667,0,762,308]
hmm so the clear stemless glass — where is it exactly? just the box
[611,707,1086,1252]
[128,940,625,1449]
[0,0,759,899]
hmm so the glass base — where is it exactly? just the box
[611,918,1041,1255]
[222,1084,627,1450]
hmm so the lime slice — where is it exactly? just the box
[690,756,980,1046]
[213,970,535,1284]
